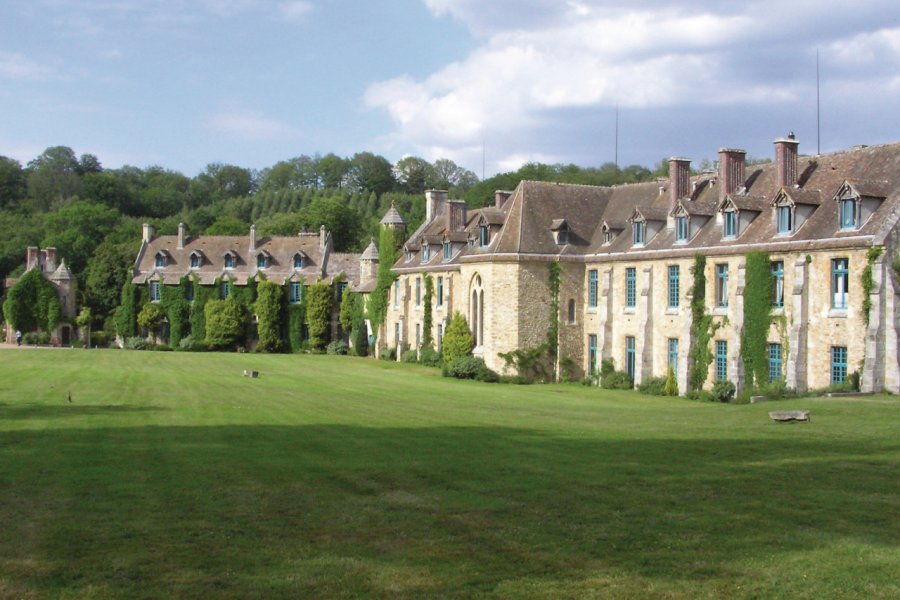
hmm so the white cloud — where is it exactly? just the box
[279,0,313,21]
[206,109,298,141]
[0,52,55,80]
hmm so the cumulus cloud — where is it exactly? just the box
[206,109,298,140]
[279,0,313,21]
[0,52,55,80]
[366,0,900,173]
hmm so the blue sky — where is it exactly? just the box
[2,0,900,178]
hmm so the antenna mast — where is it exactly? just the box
[615,104,619,169]
[817,49,821,155]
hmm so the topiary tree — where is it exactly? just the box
[137,302,165,339]
[204,297,248,350]
[664,366,678,396]
[306,281,333,350]
[441,311,474,364]
[255,280,284,352]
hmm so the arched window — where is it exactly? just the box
[470,274,484,348]
[567,299,575,324]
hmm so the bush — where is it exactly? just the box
[442,356,499,382]
[23,332,41,345]
[687,389,716,402]
[664,366,679,396]
[152,343,173,352]
[501,375,532,385]
[401,349,418,363]
[90,331,109,348]
[123,337,152,350]
[599,359,633,389]
[326,340,349,355]
[419,345,442,367]
[637,376,668,396]
[71,338,84,349]
[178,337,207,352]
[441,312,474,363]
[711,380,736,403]
[380,347,397,361]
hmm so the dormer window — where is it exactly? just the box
[154,252,166,268]
[256,253,268,269]
[190,253,201,269]
[480,223,490,247]
[293,253,304,269]
[443,241,452,261]
[633,221,645,246]
[675,215,689,242]
[601,224,615,245]
[723,210,737,238]
[839,198,858,230]
[422,244,431,262]
[776,203,793,235]
[405,249,413,262]
[224,253,236,269]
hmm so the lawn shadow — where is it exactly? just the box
[0,423,896,597]
[0,402,165,420]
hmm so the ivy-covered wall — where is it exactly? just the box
[740,251,772,389]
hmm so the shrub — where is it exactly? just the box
[178,337,207,352]
[255,280,284,353]
[71,338,84,349]
[599,361,632,389]
[502,375,532,385]
[638,376,668,396]
[498,344,553,383]
[137,303,166,338]
[419,345,442,367]
[380,347,397,361]
[687,389,716,402]
[441,312,473,363]
[38,332,50,345]
[204,298,248,350]
[664,366,679,396]
[443,356,499,382]
[305,282,333,351]
[90,331,109,348]
[153,343,173,352]
[123,337,152,350]
[711,380,736,403]
[401,349,419,363]
[23,332,41,345]
[326,340,349,355]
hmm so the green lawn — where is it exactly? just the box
[0,348,897,599]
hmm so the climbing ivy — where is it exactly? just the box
[306,281,333,350]
[423,274,434,346]
[688,255,718,391]
[547,262,561,359]
[349,293,368,356]
[366,227,398,343]
[159,277,191,347]
[283,281,307,352]
[2,268,63,334]
[255,279,284,352]
[190,277,214,343]
[861,246,884,325]
[741,251,772,389]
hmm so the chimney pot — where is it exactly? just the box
[668,157,691,210]
[718,148,746,202]
[774,134,800,188]
[494,190,512,209]
[425,189,448,223]
[177,223,186,249]
[142,223,156,244]
[249,224,257,253]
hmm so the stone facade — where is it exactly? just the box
[3,247,77,345]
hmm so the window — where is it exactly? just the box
[771,261,784,308]
[625,336,636,384]
[715,340,728,381]
[768,343,782,383]
[437,276,444,307]
[257,254,267,269]
[588,270,598,308]
[190,254,201,269]
[832,258,849,309]
[155,253,165,268]
[675,215,689,242]
[603,229,614,244]
[557,227,569,245]
[668,265,680,308]
[336,282,347,303]
[294,254,304,269]
[777,204,793,234]
[186,282,195,302]
[393,280,400,308]
[840,198,858,229]
[633,221,645,245]
[224,254,235,269]
[415,277,421,307]
[723,210,737,238]
[443,241,451,261]
[422,245,430,263]
[290,282,302,304]
[625,267,636,308]
[831,346,848,384]
[150,280,161,302]
[668,338,679,373]
[220,281,230,299]
[588,334,598,376]
[468,238,475,248]
[715,264,729,307]
[479,224,490,247]
[567,299,576,324]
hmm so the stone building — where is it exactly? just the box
[385,135,900,394]
[3,247,77,345]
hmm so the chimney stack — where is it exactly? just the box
[43,248,57,273]
[177,223,186,249]
[668,157,691,210]
[319,224,327,248]
[494,190,512,209]
[142,223,155,244]
[718,148,746,202]
[446,200,467,232]
[249,224,257,253]
[26,247,39,272]
[425,189,448,223]
[774,133,800,188]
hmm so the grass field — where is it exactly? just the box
[0,348,897,599]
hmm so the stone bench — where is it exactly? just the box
[242,370,259,378]
[768,410,810,423]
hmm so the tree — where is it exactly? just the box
[430,158,478,192]
[395,156,434,194]
[84,241,137,321]
[41,200,120,280]
[204,297,247,350]
[366,227,397,346]
[297,197,362,251]
[77,154,102,175]
[82,171,139,213]
[75,307,92,348]
[0,156,27,208]
[305,282,332,350]
[255,280,284,352]
[137,302,165,339]
[205,216,249,236]
[26,146,82,209]
[317,153,350,189]
[349,152,396,196]
[441,312,474,363]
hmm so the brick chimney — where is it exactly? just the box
[142,223,155,244]
[774,133,800,188]
[718,148,746,201]
[177,223,186,249]
[495,190,512,209]
[43,248,57,273]
[446,200,467,232]
[425,189,448,224]
[669,157,691,210]
[249,224,257,253]
[26,246,39,272]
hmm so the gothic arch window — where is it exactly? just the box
[470,274,484,348]
[567,298,576,324]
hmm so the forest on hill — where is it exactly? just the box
[0,145,665,334]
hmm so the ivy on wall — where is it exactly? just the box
[688,255,717,391]
[367,227,397,344]
[547,261,561,359]
[2,268,62,333]
[189,276,214,343]
[423,274,434,347]
[349,293,368,356]
[861,246,884,325]
[159,277,191,347]
[306,281,333,350]
[255,279,284,352]
[741,251,772,389]
[284,282,307,352]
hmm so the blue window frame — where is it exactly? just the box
[422,245,430,263]
[675,215,689,242]
[393,280,400,308]
[290,282,302,304]
[220,281,230,299]
[768,343,782,383]
[715,340,728,381]
[840,199,858,229]
[715,264,728,307]
[588,270,598,308]
[625,336,636,384]
[293,254,303,269]
[668,265,679,308]
[443,242,451,261]
[633,221,645,245]
[186,282,195,302]
[588,334,598,376]
[668,338,679,373]
[832,258,849,309]
[723,210,737,238]
[772,261,784,308]
[777,204,793,234]
[150,280,161,302]
[831,346,848,384]
[155,253,165,268]
[480,225,490,247]
[415,277,421,306]
[190,254,201,269]
[625,267,636,308]
[256,254,266,269]
[437,276,444,307]
[224,254,235,269]
[336,282,347,303]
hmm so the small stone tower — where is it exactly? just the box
[379,203,406,234]
[359,239,379,285]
